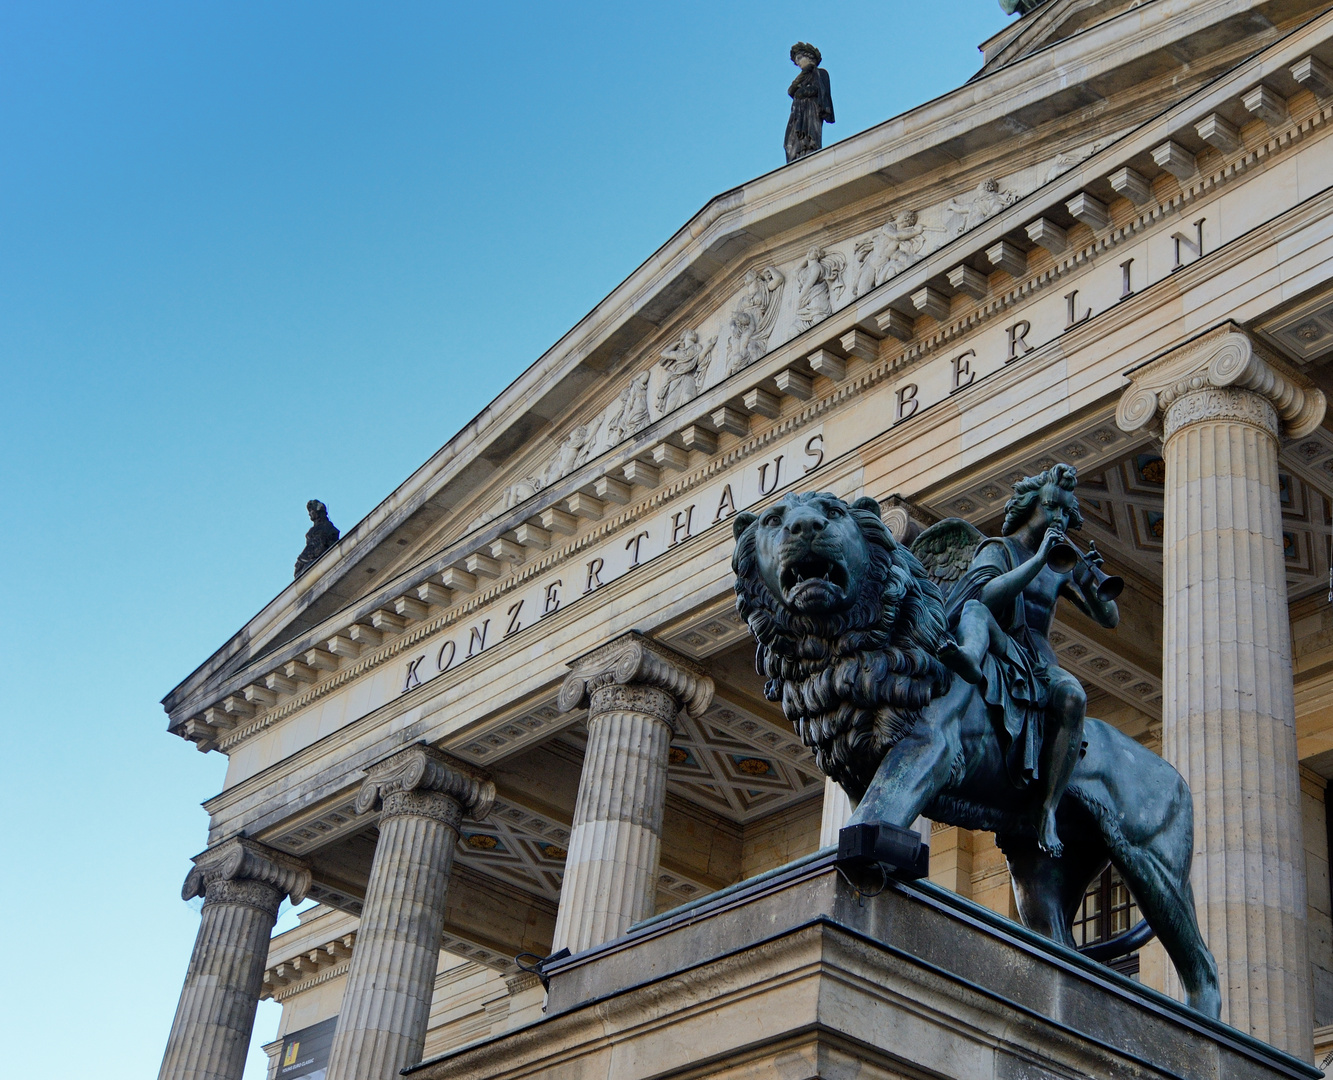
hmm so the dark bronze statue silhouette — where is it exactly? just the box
[785,42,834,164]
[731,474,1220,1017]
[294,500,340,578]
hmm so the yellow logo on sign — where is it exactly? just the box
[283,1042,300,1066]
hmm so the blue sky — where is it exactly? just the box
[0,2,1011,1075]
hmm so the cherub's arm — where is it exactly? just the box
[980,530,1062,614]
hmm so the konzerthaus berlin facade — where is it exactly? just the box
[158,3,1333,1078]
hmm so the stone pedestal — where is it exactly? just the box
[1119,325,1326,1054]
[324,745,494,1080]
[408,850,1321,1080]
[159,838,311,1080]
[552,633,713,954]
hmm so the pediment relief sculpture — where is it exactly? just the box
[793,247,848,332]
[657,329,718,413]
[853,212,925,298]
[605,371,652,444]
[461,139,1112,538]
[724,267,786,376]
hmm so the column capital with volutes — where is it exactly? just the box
[1116,322,1325,442]
[354,743,495,826]
[557,631,714,720]
[182,836,312,913]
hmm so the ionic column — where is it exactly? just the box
[552,633,713,953]
[324,745,494,1080]
[159,839,311,1080]
[1119,324,1325,1053]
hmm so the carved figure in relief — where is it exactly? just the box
[785,43,834,164]
[545,418,603,486]
[656,329,717,414]
[942,177,1015,236]
[852,211,925,297]
[605,371,652,444]
[725,267,786,376]
[294,500,340,577]
[732,488,1220,1018]
[1046,142,1106,182]
[793,247,847,332]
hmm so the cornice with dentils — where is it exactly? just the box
[161,0,1315,718]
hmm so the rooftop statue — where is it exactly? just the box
[784,42,833,164]
[1000,0,1048,14]
[732,476,1221,1017]
[294,499,340,578]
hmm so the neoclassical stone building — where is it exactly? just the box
[159,2,1333,1077]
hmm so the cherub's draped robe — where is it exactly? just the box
[943,537,1050,788]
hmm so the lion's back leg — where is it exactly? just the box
[1073,721,1221,1018]
[1105,804,1220,1018]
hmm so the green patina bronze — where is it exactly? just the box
[731,476,1221,1017]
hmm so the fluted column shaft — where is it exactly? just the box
[553,683,676,952]
[1161,387,1310,1052]
[1118,327,1325,1053]
[325,745,493,1080]
[159,839,310,1080]
[553,633,714,954]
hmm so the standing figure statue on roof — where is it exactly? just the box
[294,500,340,578]
[784,42,834,164]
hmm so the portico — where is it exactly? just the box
[159,1,1333,1075]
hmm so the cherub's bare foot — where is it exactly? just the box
[1036,811,1064,858]
[938,637,984,686]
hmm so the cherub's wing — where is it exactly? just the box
[911,518,986,599]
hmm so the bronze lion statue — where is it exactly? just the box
[732,491,1220,1017]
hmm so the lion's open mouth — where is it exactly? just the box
[780,554,849,596]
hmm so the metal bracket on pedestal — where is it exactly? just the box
[836,822,930,879]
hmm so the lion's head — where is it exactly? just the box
[732,492,952,800]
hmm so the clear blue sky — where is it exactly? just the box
[0,2,1012,1075]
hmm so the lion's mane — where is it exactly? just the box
[732,495,953,801]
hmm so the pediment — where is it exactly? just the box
[978,0,1146,76]
[162,0,1332,737]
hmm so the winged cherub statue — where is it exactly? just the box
[916,464,1120,856]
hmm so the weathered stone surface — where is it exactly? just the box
[159,839,310,1080]
[324,746,493,1080]
[552,634,714,954]
[409,853,1320,1080]
[1120,327,1326,1054]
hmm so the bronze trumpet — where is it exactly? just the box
[1046,536,1124,602]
